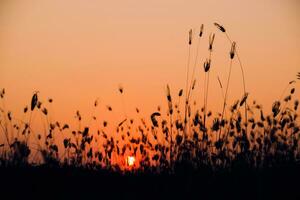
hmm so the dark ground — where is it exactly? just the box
[0,164,299,200]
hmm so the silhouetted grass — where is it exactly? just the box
[0,23,300,199]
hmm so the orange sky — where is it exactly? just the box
[0,0,299,130]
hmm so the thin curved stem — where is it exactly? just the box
[219,59,233,140]
[217,75,227,118]
[203,73,207,130]
[224,32,248,134]
[184,45,191,138]
[187,37,201,102]
[203,52,212,130]
[204,71,210,129]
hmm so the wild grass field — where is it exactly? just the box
[1,23,300,199]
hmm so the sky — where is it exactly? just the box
[0,0,299,131]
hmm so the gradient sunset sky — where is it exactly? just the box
[0,0,299,127]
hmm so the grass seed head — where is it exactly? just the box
[209,33,215,51]
[178,89,183,97]
[31,92,39,111]
[0,88,5,98]
[189,29,193,45]
[230,41,236,59]
[199,24,204,37]
[118,84,124,94]
[240,92,249,107]
[214,22,226,32]
[42,108,48,115]
[203,59,211,72]
[166,85,172,102]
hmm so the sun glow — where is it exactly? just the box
[126,156,136,167]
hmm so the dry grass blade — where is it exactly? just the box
[217,76,223,89]
[118,119,127,127]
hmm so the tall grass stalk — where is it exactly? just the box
[214,23,248,135]
[217,76,227,116]
[187,25,204,102]
[184,29,193,138]
[219,59,233,140]
[224,33,248,133]
[0,92,12,147]
[203,33,214,131]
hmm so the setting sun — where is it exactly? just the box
[126,156,136,167]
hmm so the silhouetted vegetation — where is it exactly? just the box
[0,23,299,199]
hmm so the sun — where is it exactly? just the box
[126,156,135,167]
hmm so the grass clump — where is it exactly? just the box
[0,24,299,175]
